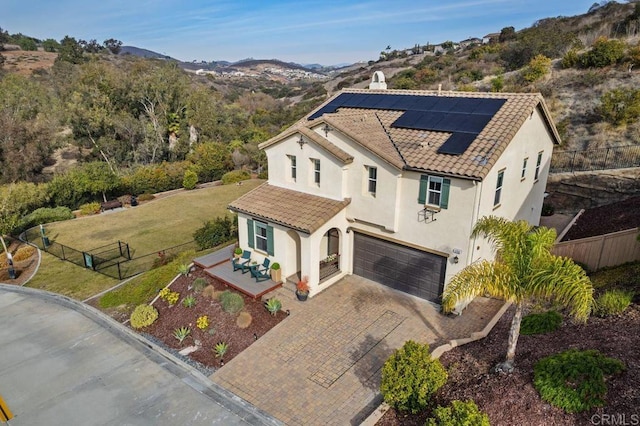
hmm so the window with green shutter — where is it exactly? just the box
[248,219,274,255]
[418,175,450,209]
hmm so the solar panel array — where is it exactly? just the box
[308,93,506,155]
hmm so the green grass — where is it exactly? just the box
[26,181,261,300]
[25,252,118,300]
[98,251,194,312]
[590,261,640,293]
[42,180,262,255]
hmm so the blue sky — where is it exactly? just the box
[3,0,600,65]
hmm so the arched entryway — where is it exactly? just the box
[319,228,341,281]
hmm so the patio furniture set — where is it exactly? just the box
[232,250,272,282]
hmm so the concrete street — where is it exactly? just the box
[0,285,280,426]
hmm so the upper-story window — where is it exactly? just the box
[494,169,505,207]
[418,175,450,209]
[534,151,543,180]
[288,155,297,181]
[311,158,320,185]
[521,158,528,180]
[367,166,377,195]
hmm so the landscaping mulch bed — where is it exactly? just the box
[562,195,640,241]
[141,268,287,369]
[378,304,640,426]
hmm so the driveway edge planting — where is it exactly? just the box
[360,300,511,426]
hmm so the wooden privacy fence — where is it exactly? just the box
[552,228,640,271]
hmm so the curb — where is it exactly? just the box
[359,300,512,426]
[0,284,282,426]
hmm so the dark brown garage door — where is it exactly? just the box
[353,232,446,303]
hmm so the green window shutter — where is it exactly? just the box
[418,175,428,204]
[247,219,254,248]
[440,178,451,209]
[266,225,274,256]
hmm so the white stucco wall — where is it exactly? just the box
[253,105,556,297]
[471,107,555,262]
[264,134,345,201]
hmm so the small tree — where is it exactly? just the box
[442,216,593,372]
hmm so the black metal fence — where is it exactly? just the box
[22,225,198,280]
[551,145,640,173]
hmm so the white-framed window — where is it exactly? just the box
[494,169,505,207]
[418,175,450,209]
[427,176,443,206]
[534,151,543,180]
[288,155,296,181]
[311,158,320,185]
[367,166,377,195]
[254,220,268,252]
[521,158,528,180]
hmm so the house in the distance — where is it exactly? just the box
[228,73,560,304]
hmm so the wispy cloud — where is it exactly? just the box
[2,0,597,64]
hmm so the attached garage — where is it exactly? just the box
[352,232,446,303]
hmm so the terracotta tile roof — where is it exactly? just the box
[228,183,351,234]
[262,88,560,181]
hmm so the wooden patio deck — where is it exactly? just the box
[193,244,235,269]
[203,260,282,299]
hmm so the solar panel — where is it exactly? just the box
[306,92,506,155]
[471,98,505,115]
[437,133,477,155]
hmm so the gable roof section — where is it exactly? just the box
[259,125,353,165]
[262,88,560,181]
[228,183,351,234]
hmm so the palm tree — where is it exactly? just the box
[442,216,593,372]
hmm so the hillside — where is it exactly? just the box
[1,0,640,190]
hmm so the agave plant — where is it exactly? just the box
[173,326,191,344]
[177,263,190,276]
[264,298,282,316]
[182,295,196,308]
[214,341,229,358]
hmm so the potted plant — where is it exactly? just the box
[270,262,282,282]
[233,247,243,259]
[296,276,310,301]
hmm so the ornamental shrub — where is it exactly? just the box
[182,169,198,190]
[192,278,208,292]
[594,289,634,317]
[534,349,625,413]
[137,193,155,201]
[236,311,252,329]
[520,310,563,335]
[380,340,447,413]
[130,304,159,329]
[219,290,244,314]
[79,201,101,216]
[221,170,250,185]
[19,206,74,231]
[193,215,237,250]
[426,400,490,426]
[196,315,209,330]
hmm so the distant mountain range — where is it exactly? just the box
[119,46,350,74]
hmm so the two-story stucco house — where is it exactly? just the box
[228,73,560,304]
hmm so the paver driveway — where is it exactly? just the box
[212,275,504,425]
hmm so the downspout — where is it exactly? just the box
[467,180,484,264]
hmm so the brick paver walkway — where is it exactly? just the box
[211,276,504,425]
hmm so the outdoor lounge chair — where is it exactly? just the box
[250,258,271,282]
[232,250,252,273]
